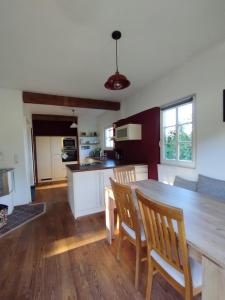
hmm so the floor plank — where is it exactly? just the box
[0,186,201,300]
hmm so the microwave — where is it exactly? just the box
[63,137,77,150]
[115,124,142,141]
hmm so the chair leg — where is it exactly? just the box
[146,258,154,300]
[116,230,123,261]
[184,289,193,300]
[135,244,141,289]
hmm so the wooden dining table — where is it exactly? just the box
[104,179,225,300]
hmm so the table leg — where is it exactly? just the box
[202,256,225,300]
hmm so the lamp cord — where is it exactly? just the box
[116,40,118,73]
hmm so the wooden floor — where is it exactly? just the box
[0,186,201,300]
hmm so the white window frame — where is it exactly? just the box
[160,95,196,168]
[104,126,114,150]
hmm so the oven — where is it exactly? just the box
[63,137,77,150]
[62,149,78,162]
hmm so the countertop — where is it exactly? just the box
[0,168,14,174]
[66,159,147,172]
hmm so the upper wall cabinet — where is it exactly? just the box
[115,124,142,141]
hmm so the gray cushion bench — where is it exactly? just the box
[174,174,225,201]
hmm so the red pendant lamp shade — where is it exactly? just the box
[105,31,130,90]
[104,72,130,90]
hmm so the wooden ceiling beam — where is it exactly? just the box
[32,114,77,123]
[23,91,120,111]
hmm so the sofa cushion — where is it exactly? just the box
[197,174,225,201]
[174,176,197,192]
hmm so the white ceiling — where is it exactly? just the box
[1,0,225,101]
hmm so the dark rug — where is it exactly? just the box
[0,203,46,237]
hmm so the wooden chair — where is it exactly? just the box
[113,165,136,184]
[136,189,202,300]
[110,178,146,289]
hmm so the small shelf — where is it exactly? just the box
[79,136,99,138]
[80,143,100,146]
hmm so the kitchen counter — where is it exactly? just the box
[66,159,147,172]
[0,168,14,174]
[67,161,148,219]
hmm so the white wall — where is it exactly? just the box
[0,89,31,205]
[23,105,35,186]
[121,40,225,181]
[97,111,121,150]
[78,114,98,136]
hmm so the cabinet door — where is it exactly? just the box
[99,169,114,208]
[36,137,52,182]
[52,155,66,179]
[135,165,148,181]
[51,137,66,179]
[74,171,100,217]
[50,137,63,155]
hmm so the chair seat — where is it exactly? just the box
[121,222,146,241]
[151,250,202,288]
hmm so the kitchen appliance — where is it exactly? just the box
[0,168,14,214]
[62,149,78,162]
[115,124,142,141]
[63,137,77,150]
[62,137,78,162]
[115,149,123,161]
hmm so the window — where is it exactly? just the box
[161,97,195,167]
[104,126,114,149]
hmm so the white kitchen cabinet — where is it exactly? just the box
[74,170,101,216]
[67,164,148,219]
[36,136,66,182]
[135,165,148,181]
[36,136,52,181]
[115,124,142,141]
[99,168,114,207]
[52,155,66,179]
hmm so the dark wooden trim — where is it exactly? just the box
[23,92,120,111]
[32,114,78,123]
[33,133,38,185]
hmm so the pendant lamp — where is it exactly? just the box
[70,109,77,128]
[105,31,130,90]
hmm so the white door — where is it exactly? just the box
[51,137,66,179]
[36,136,52,182]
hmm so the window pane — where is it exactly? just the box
[178,124,192,142]
[164,143,176,160]
[163,108,176,127]
[164,126,176,144]
[178,103,192,124]
[106,138,113,148]
[179,142,192,161]
[105,127,114,148]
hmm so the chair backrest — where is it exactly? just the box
[110,178,141,240]
[136,189,192,284]
[113,165,136,184]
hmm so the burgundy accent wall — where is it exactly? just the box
[104,150,116,160]
[33,120,78,136]
[115,107,160,180]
